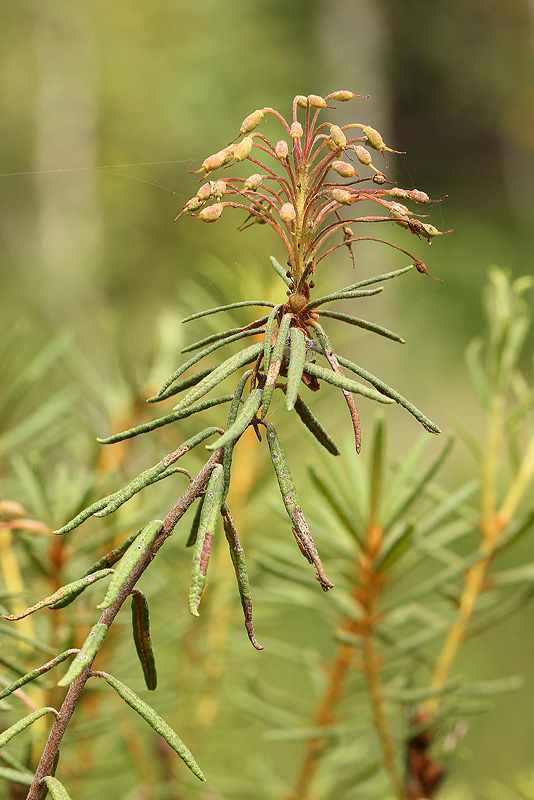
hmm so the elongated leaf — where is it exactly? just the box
[2,570,114,620]
[222,505,263,649]
[156,328,266,399]
[182,300,275,323]
[206,389,262,451]
[78,528,148,579]
[269,255,292,286]
[335,353,441,434]
[41,776,73,800]
[285,328,307,411]
[465,337,491,409]
[98,394,233,443]
[263,305,281,374]
[186,498,203,547]
[97,520,163,610]
[0,650,78,700]
[375,521,414,571]
[146,365,215,404]
[306,286,384,311]
[57,622,109,686]
[345,265,413,290]
[181,316,268,353]
[189,464,224,616]
[222,370,252,497]
[303,361,394,403]
[308,466,362,545]
[318,309,405,343]
[293,397,340,456]
[265,422,333,590]
[131,589,157,690]
[100,672,205,780]
[0,707,57,748]
[171,342,264,410]
[261,313,292,418]
[0,767,33,787]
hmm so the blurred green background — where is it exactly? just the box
[1,1,534,797]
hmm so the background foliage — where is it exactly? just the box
[1,1,534,797]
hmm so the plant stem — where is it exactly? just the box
[26,451,222,800]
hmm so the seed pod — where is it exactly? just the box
[307,94,327,108]
[411,189,430,204]
[389,202,410,219]
[290,121,303,139]
[240,109,264,135]
[353,145,372,166]
[275,140,289,160]
[182,196,204,213]
[201,148,234,174]
[329,125,346,149]
[211,180,226,200]
[362,125,386,151]
[197,182,213,201]
[330,90,358,102]
[373,174,387,184]
[199,203,223,223]
[295,95,308,108]
[332,188,353,206]
[234,136,253,162]
[389,187,407,199]
[331,161,356,178]
[280,202,296,223]
[244,173,263,191]
[421,223,443,239]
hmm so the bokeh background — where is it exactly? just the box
[1,1,534,798]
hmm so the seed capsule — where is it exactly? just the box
[233,136,253,161]
[295,95,308,108]
[389,187,407,199]
[330,90,358,102]
[280,203,296,223]
[201,148,234,174]
[352,145,372,166]
[212,180,226,200]
[362,125,386,151]
[275,140,289,160]
[290,121,303,139]
[331,161,356,178]
[421,223,442,239]
[183,196,204,213]
[389,202,410,219]
[307,94,327,108]
[197,183,213,201]
[240,109,265,135]
[244,173,263,191]
[199,203,223,223]
[329,125,346,149]
[332,188,353,205]
[411,189,430,204]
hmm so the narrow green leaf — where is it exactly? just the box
[98,394,233,443]
[182,300,275,323]
[318,309,405,343]
[0,650,78,701]
[100,672,205,780]
[57,623,108,686]
[181,317,268,353]
[345,264,414,290]
[206,389,262,451]
[293,397,340,456]
[308,466,362,545]
[189,465,224,616]
[0,767,33,787]
[156,329,266,399]
[303,361,395,403]
[41,776,73,800]
[0,707,57,749]
[269,255,292,286]
[262,305,281,375]
[79,528,149,578]
[186,498,203,547]
[131,589,157,691]
[306,286,384,311]
[222,370,252,497]
[495,510,534,557]
[388,678,463,703]
[171,342,263,410]
[369,414,385,525]
[222,505,263,649]
[2,570,114,620]
[375,521,414,571]
[465,337,491,409]
[97,520,163,610]
[285,328,307,411]
[261,313,292,418]
[265,422,333,590]
[334,353,442,434]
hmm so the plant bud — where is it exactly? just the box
[352,145,372,166]
[240,109,265,135]
[197,182,213,201]
[411,189,430,204]
[183,196,204,213]
[329,125,346,149]
[290,121,303,139]
[280,203,296,223]
[331,161,356,178]
[330,90,358,102]
[275,140,289,160]
[199,203,223,223]
[295,95,308,108]
[389,202,410,219]
[233,136,253,162]
[389,187,407,199]
[421,223,442,239]
[212,180,226,200]
[332,188,353,205]
[362,125,386,151]
[244,173,263,191]
[201,148,234,174]
[307,94,327,108]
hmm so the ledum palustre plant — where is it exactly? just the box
[0,91,446,799]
